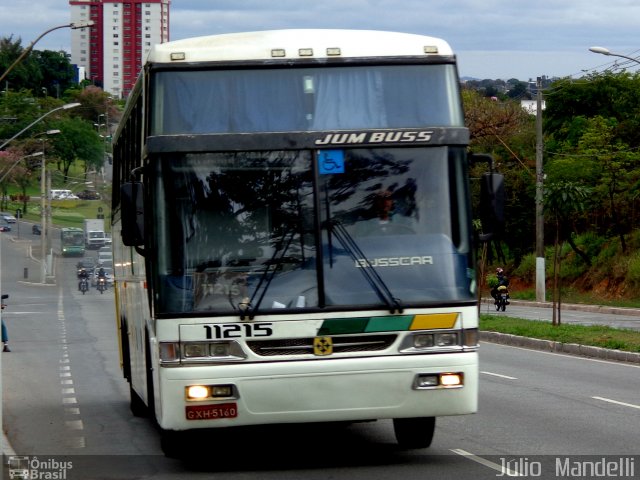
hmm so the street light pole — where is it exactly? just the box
[0,21,94,86]
[35,130,61,284]
[589,46,640,66]
[535,77,546,303]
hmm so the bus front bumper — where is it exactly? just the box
[156,352,478,431]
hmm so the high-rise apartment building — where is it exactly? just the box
[69,0,170,98]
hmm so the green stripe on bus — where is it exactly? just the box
[318,318,369,335]
[318,316,413,335]
[365,316,413,332]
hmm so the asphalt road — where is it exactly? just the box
[2,233,639,479]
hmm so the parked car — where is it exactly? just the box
[0,212,17,223]
[76,190,101,200]
[0,224,10,232]
[32,224,41,235]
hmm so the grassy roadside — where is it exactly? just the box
[480,315,640,353]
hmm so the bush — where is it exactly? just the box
[513,253,535,282]
[626,251,640,286]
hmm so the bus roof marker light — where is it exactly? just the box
[271,49,286,57]
[424,46,439,54]
[326,47,341,56]
[298,48,314,57]
[170,52,186,61]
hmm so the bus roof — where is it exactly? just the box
[147,29,454,64]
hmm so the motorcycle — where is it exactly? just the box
[97,277,107,294]
[495,285,510,311]
[79,277,89,295]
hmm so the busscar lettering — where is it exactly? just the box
[315,130,432,146]
[355,256,434,268]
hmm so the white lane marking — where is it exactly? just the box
[65,420,84,430]
[481,371,518,380]
[58,287,85,448]
[482,342,640,369]
[592,396,640,410]
[451,448,521,476]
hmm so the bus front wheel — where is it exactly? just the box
[393,417,435,449]
[160,430,188,458]
[129,384,148,417]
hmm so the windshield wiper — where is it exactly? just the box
[327,220,403,314]
[241,229,297,320]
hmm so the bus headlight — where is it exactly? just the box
[401,330,468,353]
[186,384,235,401]
[184,343,208,358]
[160,341,247,365]
[434,332,458,347]
[413,334,434,348]
[186,385,209,400]
[414,372,464,389]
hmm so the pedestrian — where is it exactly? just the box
[1,294,10,352]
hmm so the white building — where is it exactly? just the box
[69,0,170,98]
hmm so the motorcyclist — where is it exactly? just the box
[97,267,107,288]
[78,268,89,291]
[491,267,510,304]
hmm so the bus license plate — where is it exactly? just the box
[186,403,238,421]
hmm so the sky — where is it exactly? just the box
[1,0,640,81]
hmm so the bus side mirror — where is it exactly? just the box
[480,172,505,240]
[121,182,145,247]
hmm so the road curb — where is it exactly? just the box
[482,297,640,317]
[480,331,640,364]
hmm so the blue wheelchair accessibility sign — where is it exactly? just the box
[318,150,345,174]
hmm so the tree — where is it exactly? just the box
[0,36,41,93]
[578,116,640,252]
[69,85,120,126]
[545,181,590,325]
[47,117,104,180]
[544,72,640,148]
[31,49,76,97]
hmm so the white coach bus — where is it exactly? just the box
[111,29,501,457]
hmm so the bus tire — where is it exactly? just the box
[393,417,435,449]
[130,384,148,417]
[160,430,187,459]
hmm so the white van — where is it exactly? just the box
[50,189,79,200]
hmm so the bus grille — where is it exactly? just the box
[246,334,397,356]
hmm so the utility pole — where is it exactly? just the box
[535,77,546,302]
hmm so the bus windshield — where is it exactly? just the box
[153,147,474,315]
[151,64,463,134]
[62,229,84,246]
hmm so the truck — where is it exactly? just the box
[83,218,106,249]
